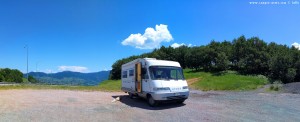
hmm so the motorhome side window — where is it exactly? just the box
[142,68,149,79]
[122,71,128,78]
[129,69,134,77]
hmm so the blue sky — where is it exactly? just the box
[0,0,300,73]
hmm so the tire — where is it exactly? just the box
[147,95,157,107]
[128,92,134,99]
[177,100,185,104]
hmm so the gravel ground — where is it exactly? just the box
[282,82,300,94]
[0,89,300,122]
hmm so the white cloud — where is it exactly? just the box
[292,42,300,50]
[100,67,111,71]
[170,43,195,48]
[58,66,88,73]
[121,24,173,49]
[102,68,111,71]
[171,43,185,48]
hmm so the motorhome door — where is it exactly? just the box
[135,63,142,92]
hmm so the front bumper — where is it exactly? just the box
[150,91,189,101]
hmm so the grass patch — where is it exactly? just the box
[97,80,121,91]
[184,69,268,91]
[22,78,29,83]
[184,69,204,79]
[0,80,122,91]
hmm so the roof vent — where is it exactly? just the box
[144,58,156,60]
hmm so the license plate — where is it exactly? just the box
[175,93,180,96]
[172,88,181,91]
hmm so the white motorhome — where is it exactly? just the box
[121,58,189,106]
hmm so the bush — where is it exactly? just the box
[269,81,282,91]
[0,73,4,82]
[0,68,23,83]
[270,85,280,91]
[28,75,38,83]
[285,68,296,83]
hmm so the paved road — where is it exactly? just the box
[0,89,300,122]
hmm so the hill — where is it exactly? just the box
[26,71,110,86]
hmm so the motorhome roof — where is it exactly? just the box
[146,59,181,67]
[143,58,156,60]
[121,58,181,68]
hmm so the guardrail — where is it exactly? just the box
[0,82,19,86]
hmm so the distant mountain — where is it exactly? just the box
[25,71,110,86]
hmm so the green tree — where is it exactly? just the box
[109,55,140,79]
[28,75,38,83]
[208,41,230,71]
[0,68,23,83]
[214,52,229,71]
[10,69,23,83]
[286,68,296,83]
[0,73,4,82]
[269,48,294,83]
[231,36,247,70]
[109,35,300,83]
[239,37,269,74]
[185,47,203,70]
[173,46,188,68]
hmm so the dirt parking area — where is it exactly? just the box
[0,89,300,122]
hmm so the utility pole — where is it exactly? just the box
[24,45,29,81]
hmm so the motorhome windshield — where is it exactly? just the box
[149,66,185,80]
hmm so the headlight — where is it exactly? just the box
[182,86,188,89]
[153,87,170,91]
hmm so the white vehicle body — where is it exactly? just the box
[121,58,189,105]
